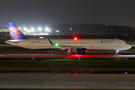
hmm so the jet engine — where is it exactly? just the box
[77,48,87,54]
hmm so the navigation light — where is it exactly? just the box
[55,43,59,47]
[74,37,77,40]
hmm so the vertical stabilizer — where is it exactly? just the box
[8,22,26,40]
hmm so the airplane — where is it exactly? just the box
[5,22,131,56]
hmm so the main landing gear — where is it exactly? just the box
[66,53,70,56]
[66,49,71,56]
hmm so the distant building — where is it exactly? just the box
[0,27,8,32]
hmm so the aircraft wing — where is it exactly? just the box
[47,38,83,50]
[58,45,83,50]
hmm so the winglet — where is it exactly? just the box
[47,38,54,45]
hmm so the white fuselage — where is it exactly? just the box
[5,38,131,50]
[5,39,55,49]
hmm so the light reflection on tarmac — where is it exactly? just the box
[0,51,135,89]
[0,54,135,60]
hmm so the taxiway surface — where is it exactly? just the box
[0,73,134,89]
[0,54,135,60]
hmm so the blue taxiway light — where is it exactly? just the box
[32,58,34,60]
[125,58,128,60]
[125,72,127,74]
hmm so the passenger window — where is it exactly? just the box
[32,41,36,44]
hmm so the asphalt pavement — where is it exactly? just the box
[0,73,134,89]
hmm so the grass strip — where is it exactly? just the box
[0,59,135,71]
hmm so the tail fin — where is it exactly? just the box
[8,22,27,40]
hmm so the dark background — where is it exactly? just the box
[0,0,135,27]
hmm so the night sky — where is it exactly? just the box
[0,0,135,27]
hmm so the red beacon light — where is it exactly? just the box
[74,37,78,40]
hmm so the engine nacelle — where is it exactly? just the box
[77,48,87,54]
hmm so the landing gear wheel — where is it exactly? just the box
[66,53,70,56]
[115,50,119,56]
